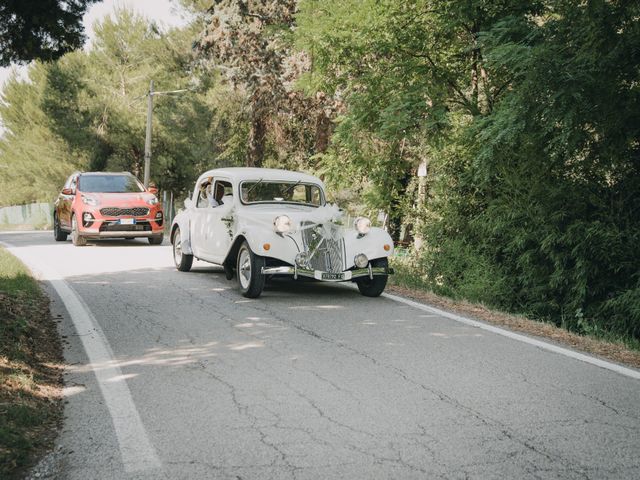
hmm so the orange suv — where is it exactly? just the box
[53,172,164,246]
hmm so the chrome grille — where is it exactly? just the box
[300,222,345,273]
[100,207,149,217]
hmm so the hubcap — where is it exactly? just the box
[173,233,182,265]
[239,249,251,289]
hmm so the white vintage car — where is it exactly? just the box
[170,168,394,298]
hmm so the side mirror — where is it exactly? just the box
[184,198,194,209]
[61,188,74,195]
[148,186,158,195]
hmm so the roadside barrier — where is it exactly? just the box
[0,202,53,230]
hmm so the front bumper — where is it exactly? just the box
[261,265,393,282]
[78,206,164,238]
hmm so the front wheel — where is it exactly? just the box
[71,214,87,247]
[237,241,265,298]
[53,213,68,242]
[356,257,388,297]
[172,229,193,272]
[148,234,164,245]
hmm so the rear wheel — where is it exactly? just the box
[71,214,87,247]
[237,241,265,298]
[172,229,193,272]
[356,257,388,297]
[53,213,68,242]
[148,234,164,245]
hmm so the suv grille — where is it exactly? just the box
[100,207,149,217]
[300,222,346,273]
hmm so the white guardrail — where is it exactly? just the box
[0,203,53,230]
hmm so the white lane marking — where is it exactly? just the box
[382,292,640,381]
[1,241,161,472]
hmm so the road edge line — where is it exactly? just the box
[0,240,162,472]
[382,292,640,381]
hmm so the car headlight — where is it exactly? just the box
[354,217,371,235]
[147,196,159,205]
[274,215,293,233]
[82,196,98,206]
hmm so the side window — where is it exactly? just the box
[214,180,233,206]
[196,179,211,208]
[196,177,233,208]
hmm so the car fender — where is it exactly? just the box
[343,227,394,268]
[170,210,193,255]
[224,225,299,266]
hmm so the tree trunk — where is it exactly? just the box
[314,110,332,153]
[247,94,266,167]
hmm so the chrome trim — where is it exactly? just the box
[260,266,393,282]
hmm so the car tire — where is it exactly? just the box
[236,241,265,298]
[148,234,164,245]
[71,214,87,247]
[356,257,388,297]
[172,228,193,272]
[53,213,68,242]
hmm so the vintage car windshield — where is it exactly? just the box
[240,180,324,207]
[79,175,145,193]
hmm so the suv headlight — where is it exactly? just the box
[274,215,293,233]
[82,196,98,206]
[354,217,371,235]
[147,196,158,205]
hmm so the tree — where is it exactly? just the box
[195,0,336,168]
[0,0,100,66]
[0,8,242,204]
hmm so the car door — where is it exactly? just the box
[190,178,213,259]
[202,179,234,263]
[190,177,234,263]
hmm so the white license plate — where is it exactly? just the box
[321,272,344,280]
[119,218,135,225]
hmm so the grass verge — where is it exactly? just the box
[0,247,63,479]
[390,259,640,370]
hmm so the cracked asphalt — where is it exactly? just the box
[3,231,640,480]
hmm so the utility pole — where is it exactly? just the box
[143,80,154,188]
[141,82,190,188]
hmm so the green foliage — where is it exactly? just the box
[296,0,640,342]
[0,8,247,205]
[0,0,99,66]
[0,248,61,478]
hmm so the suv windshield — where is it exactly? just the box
[79,175,145,193]
[241,181,323,207]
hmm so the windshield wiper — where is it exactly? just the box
[281,180,302,197]
[244,178,264,200]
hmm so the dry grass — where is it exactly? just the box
[0,248,63,479]
[387,284,640,370]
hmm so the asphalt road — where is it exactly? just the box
[2,231,640,480]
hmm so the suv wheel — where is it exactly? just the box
[53,213,68,242]
[148,234,164,245]
[71,214,87,247]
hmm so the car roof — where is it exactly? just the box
[197,167,324,187]
[79,172,135,176]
